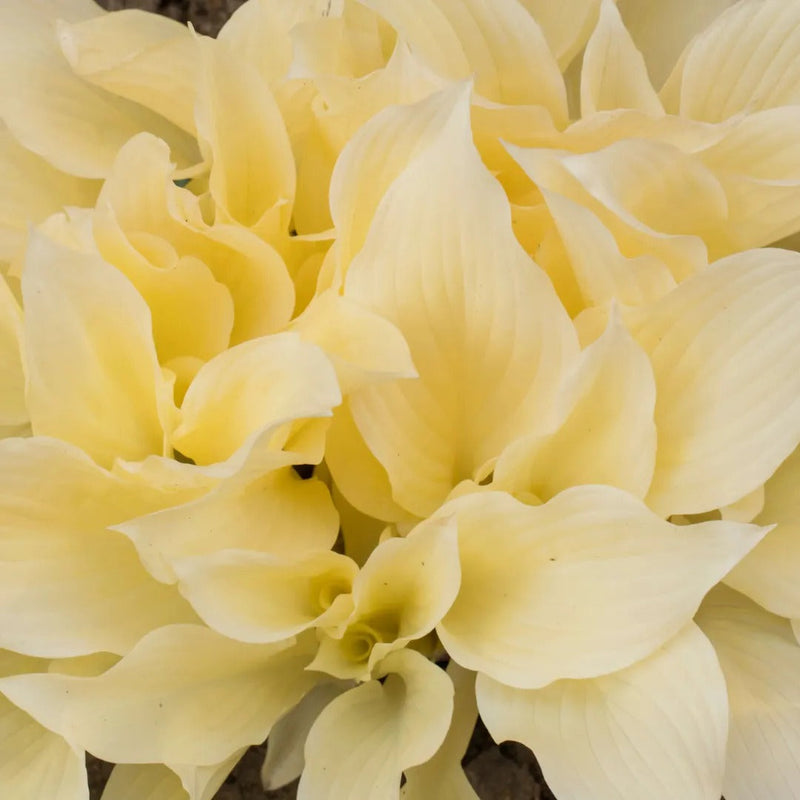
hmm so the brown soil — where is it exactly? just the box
[96,0,247,35]
[87,723,558,799]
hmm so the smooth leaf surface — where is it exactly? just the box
[342,87,578,517]
[634,248,800,516]
[437,487,764,688]
[0,437,197,657]
[478,623,727,800]
[23,229,171,467]
[0,626,318,766]
[298,649,453,800]
[698,586,800,800]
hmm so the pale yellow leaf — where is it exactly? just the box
[518,0,602,69]
[402,662,479,800]
[0,626,318,766]
[678,0,800,122]
[0,0,199,178]
[726,446,800,618]
[478,623,727,800]
[58,10,197,134]
[172,332,340,466]
[22,228,172,466]
[116,466,339,584]
[617,0,736,91]
[261,682,348,791]
[0,125,99,262]
[0,274,26,426]
[697,585,800,800]
[0,692,88,800]
[101,765,185,800]
[437,487,764,688]
[195,36,295,234]
[634,248,800,516]
[174,549,358,643]
[361,0,567,122]
[343,86,578,517]
[310,516,460,680]
[580,0,663,116]
[494,310,656,501]
[298,649,453,800]
[0,437,198,657]
[290,290,416,395]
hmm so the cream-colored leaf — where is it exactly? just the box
[47,652,120,679]
[261,682,348,791]
[678,0,800,122]
[219,0,341,84]
[0,437,198,657]
[325,402,412,525]
[581,0,663,116]
[725,446,800,618]
[290,290,416,394]
[699,107,800,183]
[559,138,727,261]
[437,487,764,688]
[634,248,800,516]
[0,274,26,426]
[0,650,48,678]
[172,332,340,465]
[327,80,462,283]
[508,141,720,281]
[0,626,318,766]
[333,481,391,566]
[720,485,765,524]
[697,585,800,800]
[287,2,388,80]
[309,516,460,680]
[0,125,99,262]
[0,0,199,178]
[58,10,197,134]
[93,207,234,371]
[0,421,31,441]
[478,623,727,800]
[539,188,676,309]
[110,451,216,497]
[95,133,295,346]
[101,764,185,800]
[196,36,295,233]
[22,228,172,467]
[617,0,736,91]
[174,549,357,643]
[518,0,602,69]
[556,105,731,153]
[362,0,566,122]
[298,649,453,800]
[698,107,800,252]
[217,0,293,83]
[168,749,245,800]
[0,692,88,800]
[286,42,445,237]
[343,87,578,517]
[116,466,339,584]
[494,310,656,500]
[402,662,479,800]
[204,224,296,343]
[93,132,195,236]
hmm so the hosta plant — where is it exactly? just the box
[2,1,800,799]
